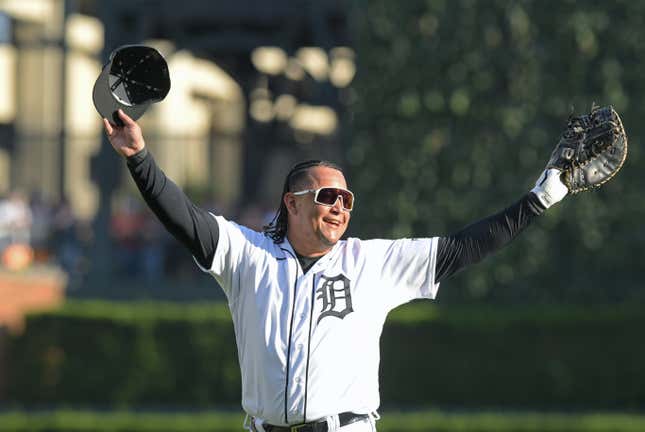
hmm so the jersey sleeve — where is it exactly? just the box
[194,214,266,298]
[364,237,440,311]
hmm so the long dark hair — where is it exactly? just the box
[263,159,344,243]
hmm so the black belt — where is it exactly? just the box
[261,412,369,432]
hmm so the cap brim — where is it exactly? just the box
[92,63,151,124]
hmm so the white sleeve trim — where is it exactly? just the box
[192,254,211,274]
[420,237,440,299]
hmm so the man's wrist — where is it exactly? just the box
[527,191,547,214]
[126,147,148,167]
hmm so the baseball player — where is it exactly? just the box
[104,109,568,432]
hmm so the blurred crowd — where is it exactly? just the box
[0,190,76,272]
[0,190,275,285]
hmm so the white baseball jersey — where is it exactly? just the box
[197,215,440,426]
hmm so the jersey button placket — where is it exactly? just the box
[286,274,313,420]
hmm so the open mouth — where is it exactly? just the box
[324,219,342,227]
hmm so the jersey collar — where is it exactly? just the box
[280,238,342,274]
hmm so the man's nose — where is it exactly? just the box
[330,196,344,213]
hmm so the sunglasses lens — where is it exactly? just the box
[340,190,354,210]
[317,188,354,210]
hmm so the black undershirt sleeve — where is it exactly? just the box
[435,193,546,283]
[126,148,219,269]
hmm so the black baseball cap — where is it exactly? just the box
[93,45,171,125]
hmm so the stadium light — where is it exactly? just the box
[251,46,288,76]
[296,47,329,81]
[329,47,356,88]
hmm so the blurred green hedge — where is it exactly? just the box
[2,410,645,432]
[8,302,240,407]
[7,301,645,409]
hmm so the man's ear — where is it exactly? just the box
[284,193,298,215]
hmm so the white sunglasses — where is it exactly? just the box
[291,187,355,211]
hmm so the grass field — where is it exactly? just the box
[2,409,645,431]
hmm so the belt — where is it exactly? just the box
[261,412,369,432]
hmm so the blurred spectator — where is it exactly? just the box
[139,211,168,282]
[50,198,83,277]
[111,196,146,277]
[0,190,32,251]
[28,192,54,263]
[0,187,275,288]
[238,203,268,232]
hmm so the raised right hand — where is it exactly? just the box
[102,109,146,158]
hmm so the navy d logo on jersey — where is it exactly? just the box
[316,273,353,324]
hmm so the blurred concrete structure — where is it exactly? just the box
[0,0,248,219]
[0,0,353,289]
[0,266,67,332]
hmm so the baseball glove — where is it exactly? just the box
[546,104,628,194]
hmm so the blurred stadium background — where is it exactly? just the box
[0,0,644,430]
